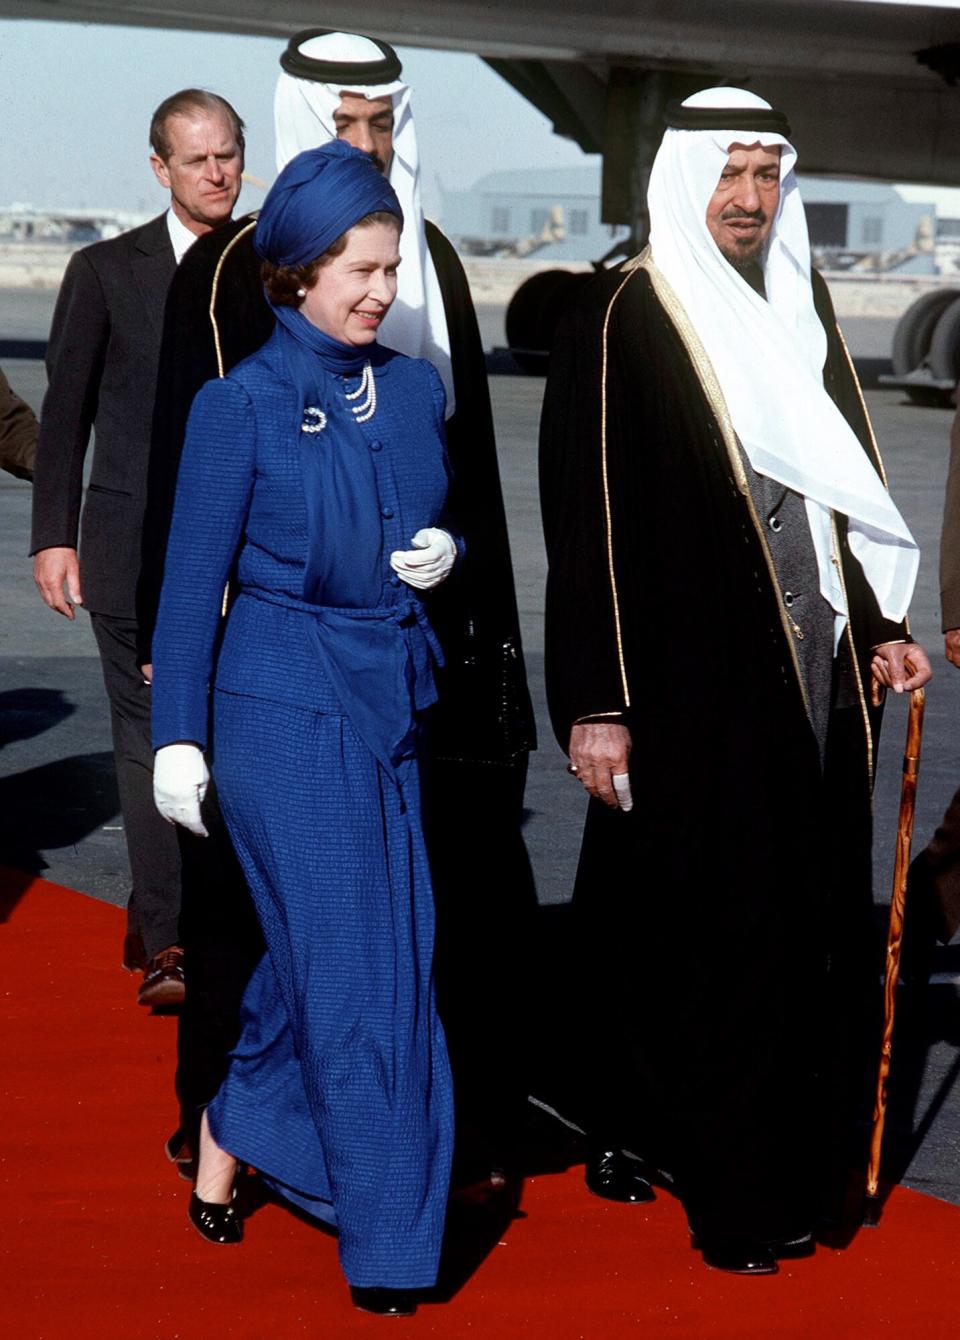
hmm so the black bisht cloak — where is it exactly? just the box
[139,215,537,1169]
[540,252,906,1240]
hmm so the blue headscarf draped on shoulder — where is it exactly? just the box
[251,140,436,774]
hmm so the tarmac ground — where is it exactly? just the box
[2,296,959,1211]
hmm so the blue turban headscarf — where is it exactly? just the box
[254,138,403,270]
[253,139,404,381]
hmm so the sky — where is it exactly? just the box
[2,17,960,225]
[0,19,594,220]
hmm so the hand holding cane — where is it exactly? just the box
[863,685,925,1227]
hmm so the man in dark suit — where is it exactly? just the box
[30,89,245,1006]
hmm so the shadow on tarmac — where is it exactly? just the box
[883,980,960,1187]
[0,749,119,872]
[0,687,119,914]
[0,686,74,747]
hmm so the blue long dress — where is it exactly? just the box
[151,326,455,1290]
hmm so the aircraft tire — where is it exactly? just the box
[506,269,590,374]
[904,384,954,407]
[925,295,960,395]
[890,288,960,376]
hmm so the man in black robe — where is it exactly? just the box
[139,29,536,1183]
[540,87,930,1273]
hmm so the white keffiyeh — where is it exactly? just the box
[648,86,918,640]
[274,31,454,413]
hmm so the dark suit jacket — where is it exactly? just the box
[30,213,176,617]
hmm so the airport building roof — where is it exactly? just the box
[466,165,602,197]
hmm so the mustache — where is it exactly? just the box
[721,207,768,224]
[369,151,387,174]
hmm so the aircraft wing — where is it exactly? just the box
[3,0,960,185]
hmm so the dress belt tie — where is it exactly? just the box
[239,586,442,782]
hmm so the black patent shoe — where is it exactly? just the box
[696,1236,779,1275]
[350,1287,417,1317]
[585,1149,655,1203]
[188,1188,243,1245]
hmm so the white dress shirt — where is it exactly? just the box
[165,208,201,266]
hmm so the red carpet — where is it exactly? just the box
[3,869,960,1339]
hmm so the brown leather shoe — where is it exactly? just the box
[138,945,186,1007]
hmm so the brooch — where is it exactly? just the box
[301,406,327,434]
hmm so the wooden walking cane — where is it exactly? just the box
[863,685,925,1227]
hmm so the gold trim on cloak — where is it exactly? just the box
[210,218,259,380]
[208,216,258,617]
[835,322,889,485]
[830,514,875,780]
[615,246,878,779]
[599,267,640,709]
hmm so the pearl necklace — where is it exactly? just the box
[300,361,377,436]
[344,361,377,424]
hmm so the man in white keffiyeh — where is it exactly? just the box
[649,88,919,662]
[274,29,454,410]
[540,86,931,1277]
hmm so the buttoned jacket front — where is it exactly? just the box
[152,329,451,751]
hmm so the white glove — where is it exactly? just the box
[153,743,210,837]
[389,528,456,591]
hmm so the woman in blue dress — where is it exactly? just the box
[150,141,456,1317]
